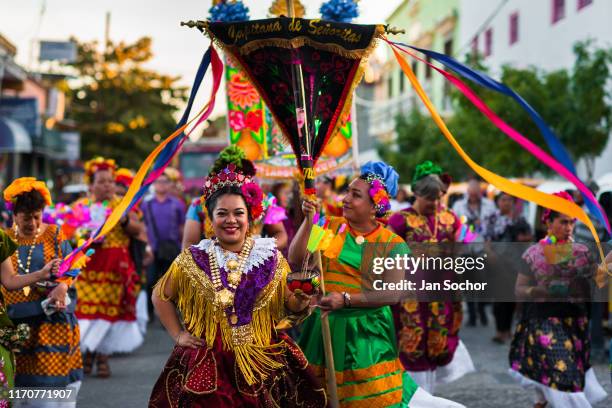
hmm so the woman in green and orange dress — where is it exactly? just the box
[290,161,464,407]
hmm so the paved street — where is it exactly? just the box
[79,315,612,407]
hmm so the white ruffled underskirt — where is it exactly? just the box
[408,340,476,394]
[508,367,607,408]
[136,290,149,336]
[79,318,144,354]
[405,373,466,407]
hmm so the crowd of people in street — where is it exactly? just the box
[0,145,610,407]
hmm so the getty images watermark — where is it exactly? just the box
[359,242,610,303]
[371,253,489,292]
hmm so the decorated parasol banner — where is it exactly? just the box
[221,22,359,179]
[204,17,381,188]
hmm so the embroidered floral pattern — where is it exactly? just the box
[228,73,260,109]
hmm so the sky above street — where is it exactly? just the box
[2,0,404,122]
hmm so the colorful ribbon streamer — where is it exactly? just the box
[392,41,610,233]
[390,46,606,267]
[59,44,223,275]
[389,41,610,237]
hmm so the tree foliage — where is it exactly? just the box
[66,37,187,168]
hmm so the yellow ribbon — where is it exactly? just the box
[391,47,607,279]
[64,101,210,268]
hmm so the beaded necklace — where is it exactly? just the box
[208,236,254,325]
[12,226,42,296]
[14,227,41,274]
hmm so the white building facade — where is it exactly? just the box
[459,0,612,179]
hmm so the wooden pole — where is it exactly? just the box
[314,250,339,408]
[284,1,339,406]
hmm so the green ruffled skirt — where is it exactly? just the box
[299,306,417,407]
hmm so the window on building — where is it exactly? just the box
[411,60,418,83]
[425,55,432,79]
[552,0,566,24]
[444,38,453,57]
[509,12,519,45]
[399,67,405,94]
[387,75,393,99]
[484,28,493,57]
[471,35,478,56]
[442,38,453,110]
[577,0,592,10]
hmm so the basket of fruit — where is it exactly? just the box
[287,271,321,295]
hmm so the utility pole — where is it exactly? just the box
[104,11,111,57]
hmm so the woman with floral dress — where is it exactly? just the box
[509,191,607,407]
[388,161,475,394]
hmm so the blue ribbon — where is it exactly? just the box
[394,41,609,232]
[127,47,212,208]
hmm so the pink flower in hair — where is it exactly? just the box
[241,182,263,209]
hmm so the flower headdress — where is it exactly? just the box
[359,161,399,218]
[84,157,116,184]
[202,146,263,220]
[412,160,443,188]
[541,191,575,225]
[114,168,134,188]
[3,177,52,210]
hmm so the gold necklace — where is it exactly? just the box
[209,237,254,325]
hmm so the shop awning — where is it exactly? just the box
[0,117,32,153]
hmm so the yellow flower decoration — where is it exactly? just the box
[555,360,567,372]
[430,302,440,316]
[564,340,573,351]
[439,211,455,226]
[3,177,52,206]
[403,301,418,313]
[163,167,182,183]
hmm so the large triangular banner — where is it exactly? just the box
[205,17,382,169]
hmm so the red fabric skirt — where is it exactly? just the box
[149,332,327,407]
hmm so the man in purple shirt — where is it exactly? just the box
[142,173,186,316]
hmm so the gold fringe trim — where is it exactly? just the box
[155,248,291,385]
[205,24,384,60]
